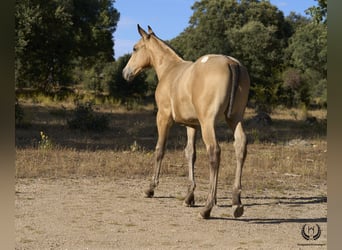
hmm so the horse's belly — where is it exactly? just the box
[171,98,199,125]
[174,115,199,126]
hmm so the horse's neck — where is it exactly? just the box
[152,56,179,80]
[150,40,183,80]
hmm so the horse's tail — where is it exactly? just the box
[227,63,240,119]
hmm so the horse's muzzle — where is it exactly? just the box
[122,67,134,82]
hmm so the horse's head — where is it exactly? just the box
[123,25,154,82]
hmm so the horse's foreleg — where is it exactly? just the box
[144,112,172,198]
[231,121,247,217]
[199,122,221,219]
[183,126,197,207]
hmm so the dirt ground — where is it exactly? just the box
[15,176,327,249]
[15,104,327,249]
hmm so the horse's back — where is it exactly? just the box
[165,55,228,123]
[191,55,234,119]
[158,54,249,124]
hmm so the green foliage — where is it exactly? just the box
[171,0,290,112]
[305,0,327,24]
[15,0,327,111]
[38,131,54,150]
[108,54,148,100]
[280,68,310,107]
[285,12,310,34]
[81,62,112,93]
[286,23,327,75]
[170,0,327,111]
[285,22,327,107]
[229,20,283,111]
[286,2,327,107]
[15,0,120,90]
[67,101,109,131]
[144,69,158,95]
[15,99,32,128]
[15,99,24,127]
[283,68,301,89]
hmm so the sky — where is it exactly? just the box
[113,0,317,59]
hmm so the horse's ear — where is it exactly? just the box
[147,25,155,36]
[137,24,150,39]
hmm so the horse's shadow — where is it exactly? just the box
[209,217,327,224]
[218,195,327,207]
[213,195,327,223]
[154,194,327,223]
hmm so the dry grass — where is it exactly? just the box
[15,102,327,192]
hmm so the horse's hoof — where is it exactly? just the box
[183,199,195,207]
[199,208,211,219]
[144,189,154,198]
[183,193,195,207]
[232,205,244,218]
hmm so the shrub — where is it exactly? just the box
[15,99,31,128]
[108,54,148,100]
[67,101,109,132]
[38,131,54,150]
[15,99,24,127]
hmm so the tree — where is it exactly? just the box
[15,0,75,90]
[280,68,310,107]
[277,0,327,108]
[285,12,310,34]
[72,0,120,66]
[108,54,148,100]
[228,20,283,112]
[285,21,327,106]
[15,0,120,91]
[287,23,327,76]
[176,0,238,60]
[305,0,327,24]
[171,0,291,112]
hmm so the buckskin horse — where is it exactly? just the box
[123,25,250,219]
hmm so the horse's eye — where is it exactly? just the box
[133,47,137,52]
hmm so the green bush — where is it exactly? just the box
[67,102,109,132]
[15,99,24,127]
[108,54,148,100]
[15,99,32,128]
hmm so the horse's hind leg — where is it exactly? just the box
[199,120,221,219]
[183,126,197,207]
[144,111,172,198]
[229,121,247,218]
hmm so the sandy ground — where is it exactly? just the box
[15,177,327,249]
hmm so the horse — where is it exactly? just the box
[123,25,250,219]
